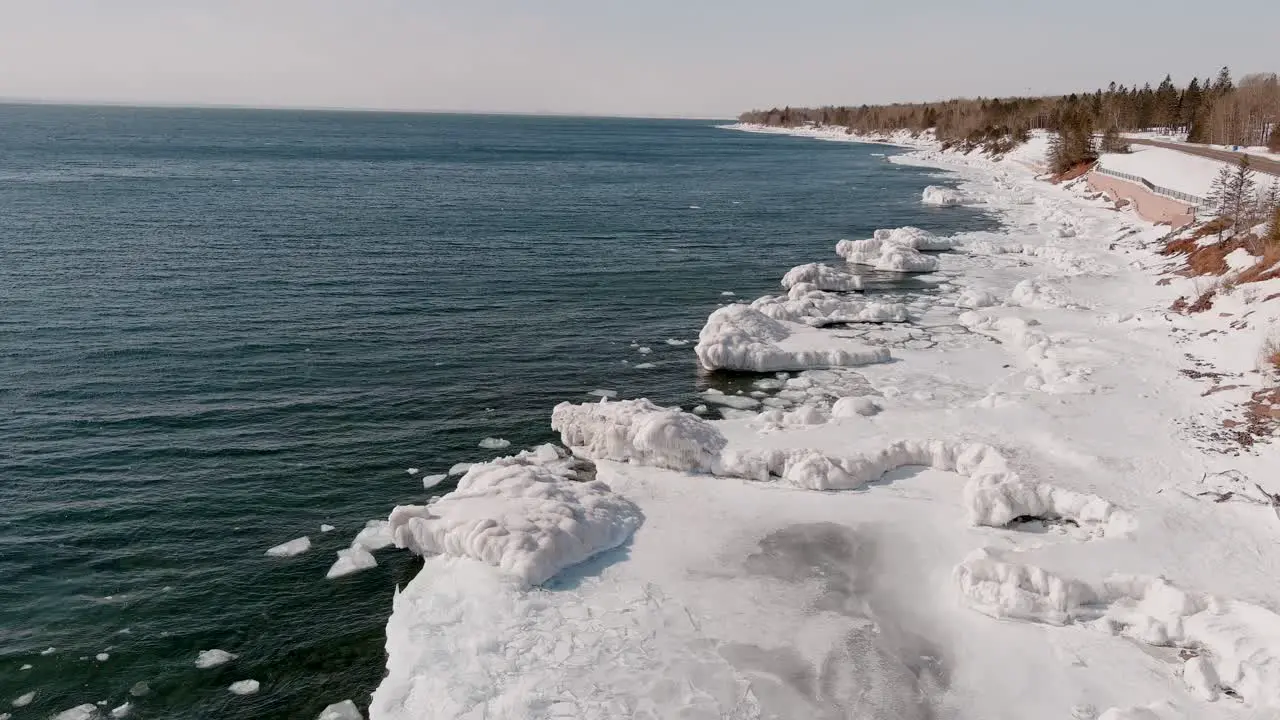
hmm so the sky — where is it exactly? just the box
[2,0,1278,118]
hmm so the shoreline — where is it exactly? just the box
[370,124,1280,719]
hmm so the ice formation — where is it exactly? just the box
[835,238,940,272]
[195,649,237,669]
[478,437,510,450]
[447,463,473,476]
[11,692,34,708]
[921,185,963,206]
[228,680,260,695]
[872,225,958,251]
[552,399,726,473]
[780,262,864,291]
[388,446,642,586]
[264,536,311,557]
[751,284,908,325]
[699,390,759,410]
[317,700,364,720]
[960,310,1090,392]
[320,524,336,533]
[830,396,881,417]
[694,304,891,372]
[421,473,447,489]
[110,703,131,719]
[326,545,378,579]
[52,706,98,720]
[95,653,109,662]
[352,520,394,551]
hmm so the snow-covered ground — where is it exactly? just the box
[368,124,1280,720]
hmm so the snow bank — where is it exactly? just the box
[264,536,311,558]
[751,284,908,325]
[388,446,641,586]
[780,262,864,292]
[836,238,940,272]
[194,649,236,669]
[921,185,963,206]
[551,399,726,473]
[694,304,892,372]
[956,552,1280,709]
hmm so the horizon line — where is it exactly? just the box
[0,97,736,122]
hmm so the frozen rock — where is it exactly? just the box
[836,238,940,273]
[12,692,35,707]
[421,473,447,489]
[780,263,864,292]
[921,185,963,206]
[326,545,378,579]
[830,396,881,417]
[388,448,642,587]
[352,520,394,551]
[317,699,364,720]
[52,706,99,720]
[478,437,511,450]
[694,305,891,372]
[228,680,260,695]
[264,536,311,558]
[195,649,237,669]
[552,398,725,473]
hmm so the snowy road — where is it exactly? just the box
[1127,137,1280,177]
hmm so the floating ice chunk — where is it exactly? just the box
[52,705,99,720]
[720,290,735,296]
[41,647,56,656]
[478,437,510,450]
[694,304,891,372]
[921,185,963,206]
[406,468,419,475]
[128,683,150,698]
[317,699,363,720]
[632,362,655,369]
[12,692,35,707]
[320,524,336,533]
[326,545,378,579]
[447,462,473,476]
[352,520,394,551]
[830,396,881,417]
[586,389,616,399]
[700,391,759,410]
[635,346,652,355]
[872,226,957,250]
[552,398,726,472]
[110,702,131,718]
[228,680,259,695]
[835,238,940,272]
[692,404,708,414]
[195,649,237,669]
[388,449,641,586]
[664,338,688,346]
[421,473,447,489]
[95,653,109,662]
[264,536,311,558]
[1,712,9,720]
[19,665,30,671]
[780,263,864,292]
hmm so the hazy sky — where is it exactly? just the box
[2,0,1277,117]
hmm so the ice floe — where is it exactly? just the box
[446,462,473,476]
[352,520,394,551]
[326,545,378,579]
[388,446,641,586]
[11,692,34,708]
[228,680,260,695]
[110,703,131,719]
[873,225,958,251]
[264,536,311,558]
[421,473,447,489]
[195,649,237,669]
[478,437,510,450]
[320,524,336,533]
[52,705,98,720]
[317,699,364,720]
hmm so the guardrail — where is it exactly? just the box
[1092,164,1207,208]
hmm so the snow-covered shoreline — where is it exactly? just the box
[369,124,1280,720]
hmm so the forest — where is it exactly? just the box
[738,68,1280,164]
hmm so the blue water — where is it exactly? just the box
[0,105,994,719]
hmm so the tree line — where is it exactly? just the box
[738,68,1280,160]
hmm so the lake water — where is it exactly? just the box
[0,106,993,718]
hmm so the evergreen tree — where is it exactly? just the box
[1213,66,1234,95]
[1225,157,1257,230]
[1205,164,1235,224]
[1100,126,1128,153]
[1180,78,1202,130]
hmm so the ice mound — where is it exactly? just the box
[478,437,510,450]
[552,398,725,473]
[694,304,891,372]
[388,447,641,586]
[264,536,311,558]
[751,284,908,325]
[956,554,1280,709]
[872,226,958,251]
[317,700,363,720]
[780,263,864,292]
[353,520,394,551]
[955,287,998,309]
[195,649,236,669]
[835,238,940,273]
[326,545,378,579]
[831,396,881,417]
[921,185,963,206]
[228,680,259,695]
[1007,279,1079,309]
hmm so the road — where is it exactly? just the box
[1126,137,1280,177]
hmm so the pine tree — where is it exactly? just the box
[1205,164,1235,225]
[1100,126,1127,153]
[1213,66,1234,95]
[1226,157,1257,230]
